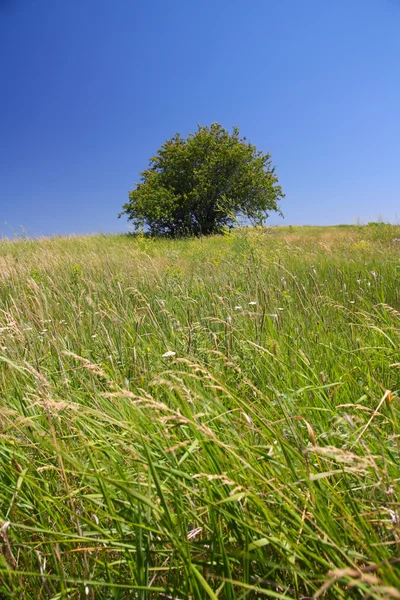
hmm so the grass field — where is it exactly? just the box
[0,225,400,599]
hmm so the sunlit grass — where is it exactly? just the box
[1,225,400,599]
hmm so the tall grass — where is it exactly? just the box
[0,225,399,599]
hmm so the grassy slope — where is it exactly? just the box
[0,225,399,599]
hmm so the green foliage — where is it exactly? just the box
[121,123,284,236]
[70,263,83,283]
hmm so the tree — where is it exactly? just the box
[120,123,284,237]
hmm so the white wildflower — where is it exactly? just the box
[248,301,257,306]
[162,350,176,358]
[234,305,243,310]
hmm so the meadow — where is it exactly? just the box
[0,224,399,599]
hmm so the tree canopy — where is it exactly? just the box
[121,123,284,236]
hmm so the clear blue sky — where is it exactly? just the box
[1,0,399,237]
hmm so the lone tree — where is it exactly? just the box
[121,123,284,236]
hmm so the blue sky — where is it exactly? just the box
[1,0,399,237]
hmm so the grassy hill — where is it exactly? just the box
[1,225,399,599]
